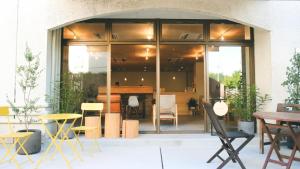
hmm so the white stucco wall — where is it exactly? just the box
[1,0,300,113]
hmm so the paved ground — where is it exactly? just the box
[1,134,300,169]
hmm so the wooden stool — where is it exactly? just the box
[122,120,139,138]
[85,116,101,138]
[105,113,120,138]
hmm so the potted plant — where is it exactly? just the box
[48,72,84,139]
[282,51,300,104]
[282,51,300,148]
[227,74,270,134]
[7,46,42,155]
[187,98,198,116]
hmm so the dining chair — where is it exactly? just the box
[152,95,178,129]
[126,96,140,119]
[203,103,254,169]
[0,106,33,169]
[71,103,104,152]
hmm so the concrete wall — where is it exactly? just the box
[1,0,300,113]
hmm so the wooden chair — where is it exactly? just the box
[203,103,254,169]
[0,106,34,169]
[259,103,300,154]
[71,103,104,152]
[152,95,178,129]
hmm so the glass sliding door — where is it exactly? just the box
[110,44,157,132]
[60,19,255,134]
[207,46,250,130]
[159,44,205,132]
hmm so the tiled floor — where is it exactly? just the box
[1,134,300,169]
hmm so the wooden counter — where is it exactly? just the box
[98,86,153,94]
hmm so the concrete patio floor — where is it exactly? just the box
[1,134,300,169]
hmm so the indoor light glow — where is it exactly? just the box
[145,48,149,60]
[220,35,224,41]
[141,77,144,82]
[124,77,127,81]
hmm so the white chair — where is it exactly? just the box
[126,96,140,118]
[153,95,178,128]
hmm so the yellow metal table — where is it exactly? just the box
[35,113,82,169]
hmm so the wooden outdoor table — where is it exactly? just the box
[253,112,300,169]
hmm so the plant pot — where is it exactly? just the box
[238,120,255,135]
[16,129,41,155]
[287,136,294,149]
[58,122,75,139]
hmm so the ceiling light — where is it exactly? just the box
[220,35,224,41]
[145,48,149,60]
[141,77,144,82]
[147,34,152,40]
[124,77,127,81]
[73,35,77,39]
[195,56,199,60]
[172,76,176,80]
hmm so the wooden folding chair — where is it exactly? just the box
[0,106,33,169]
[203,103,254,169]
[71,103,103,152]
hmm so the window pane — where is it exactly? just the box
[160,44,205,132]
[111,23,154,41]
[63,45,108,103]
[210,24,251,41]
[111,44,156,132]
[68,45,107,74]
[162,23,204,41]
[207,46,243,129]
[63,23,106,41]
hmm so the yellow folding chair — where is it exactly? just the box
[0,106,33,169]
[71,103,103,152]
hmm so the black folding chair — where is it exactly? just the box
[203,103,254,169]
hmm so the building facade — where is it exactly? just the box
[1,0,300,132]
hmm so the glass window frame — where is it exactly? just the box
[160,20,206,42]
[60,19,255,134]
[208,21,253,42]
[63,22,108,42]
[110,20,157,42]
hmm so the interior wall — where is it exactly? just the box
[111,71,195,92]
